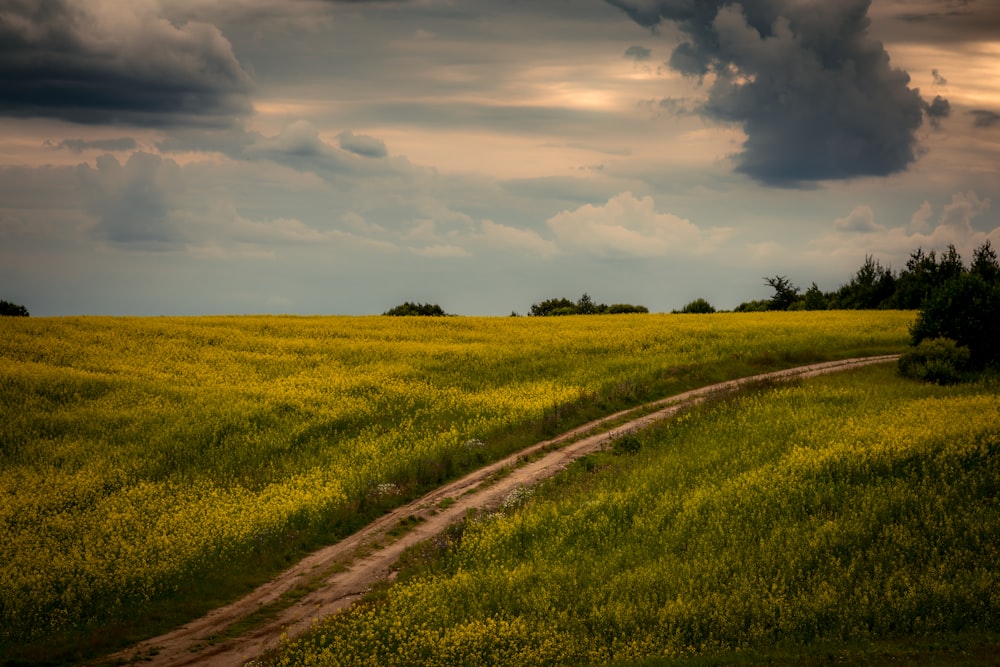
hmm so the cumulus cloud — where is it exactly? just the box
[605,0,942,186]
[77,152,187,249]
[337,130,388,158]
[811,191,997,264]
[0,0,253,126]
[909,200,934,234]
[938,191,991,233]
[546,191,733,257]
[478,220,560,258]
[834,205,882,233]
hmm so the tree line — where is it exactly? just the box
[740,241,999,312]
[527,294,648,316]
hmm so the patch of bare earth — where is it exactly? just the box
[103,356,898,667]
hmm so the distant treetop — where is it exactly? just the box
[0,300,29,317]
[735,241,1000,313]
[529,294,648,316]
[383,302,447,316]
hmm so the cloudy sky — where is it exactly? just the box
[1,0,998,316]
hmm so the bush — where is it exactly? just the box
[734,299,769,312]
[606,303,649,314]
[910,273,1000,368]
[383,302,447,316]
[610,432,642,455]
[676,298,715,314]
[898,338,972,384]
[0,300,29,317]
[529,295,648,316]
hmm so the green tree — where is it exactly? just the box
[971,240,1000,285]
[910,273,1000,368]
[576,293,598,315]
[0,300,29,317]
[529,297,576,316]
[676,298,716,314]
[890,248,940,309]
[938,244,965,282]
[383,302,447,316]
[802,283,828,310]
[830,255,896,309]
[764,275,800,311]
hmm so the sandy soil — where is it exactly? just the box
[103,355,898,667]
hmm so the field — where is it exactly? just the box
[267,364,1000,666]
[0,312,912,661]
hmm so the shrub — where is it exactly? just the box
[0,300,29,317]
[735,299,769,312]
[676,298,716,314]
[897,338,972,384]
[529,295,648,316]
[610,432,642,455]
[383,302,447,316]
[909,273,1000,368]
[606,303,649,314]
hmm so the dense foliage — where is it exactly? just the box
[0,313,910,657]
[529,294,648,316]
[897,338,972,385]
[741,242,1000,312]
[0,300,29,317]
[270,365,1000,666]
[909,273,1000,368]
[674,298,716,314]
[383,302,447,316]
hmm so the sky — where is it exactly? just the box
[1,0,998,316]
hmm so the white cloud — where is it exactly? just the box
[410,243,470,258]
[477,219,560,258]
[909,200,934,233]
[834,205,883,233]
[808,191,999,266]
[939,191,991,232]
[546,191,734,257]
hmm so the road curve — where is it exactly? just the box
[104,355,900,667]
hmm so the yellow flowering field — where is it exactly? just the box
[0,312,911,650]
[271,364,1000,666]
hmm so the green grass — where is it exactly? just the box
[268,365,1000,666]
[0,312,913,664]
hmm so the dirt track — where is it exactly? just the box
[105,355,899,667]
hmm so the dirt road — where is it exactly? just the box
[105,355,898,667]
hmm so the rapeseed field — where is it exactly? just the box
[270,364,999,666]
[0,312,910,655]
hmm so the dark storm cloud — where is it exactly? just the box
[893,0,1000,40]
[337,131,388,158]
[970,110,1000,128]
[604,0,943,186]
[923,95,951,128]
[931,69,947,86]
[0,0,253,127]
[624,45,652,61]
[46,138,139,154]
